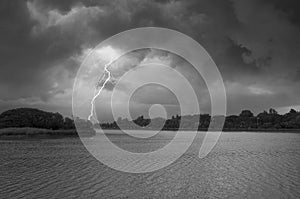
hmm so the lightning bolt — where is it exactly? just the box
[88,59,113,123]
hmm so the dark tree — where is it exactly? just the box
[239,110,254,118]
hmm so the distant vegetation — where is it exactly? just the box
[1,108,300,136]
[0,108,95,138]
[100,108,300,132]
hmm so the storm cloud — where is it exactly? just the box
[1,0,300,117]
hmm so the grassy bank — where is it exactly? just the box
[0,127,95,139]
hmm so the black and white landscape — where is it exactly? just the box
[0,0,299,198]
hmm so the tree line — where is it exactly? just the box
[1,107,299,132]
[0,108,92,131]
[100,108,300,131]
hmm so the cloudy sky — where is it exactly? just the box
[1,0,300,121]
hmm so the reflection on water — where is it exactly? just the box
[0,131,299,198]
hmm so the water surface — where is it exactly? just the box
[0,131,299,198]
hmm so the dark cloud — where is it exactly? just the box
[0,0,300,116]
[0,0,85,101]
[264,0,300,26]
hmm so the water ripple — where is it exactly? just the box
[0,132,299,198]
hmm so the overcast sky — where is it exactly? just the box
[1,0,300,120]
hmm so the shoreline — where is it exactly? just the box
[0,127,95,140]
[0,127,299,140]
[99,128,300,133]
